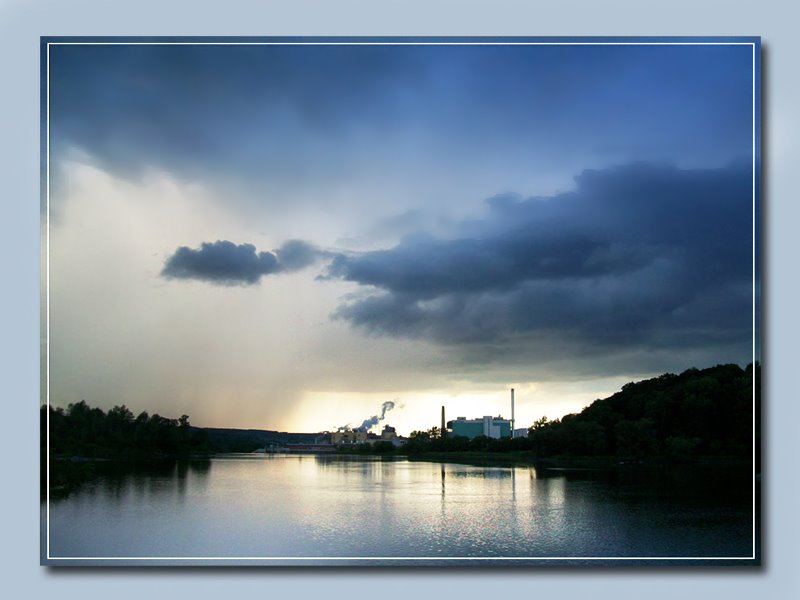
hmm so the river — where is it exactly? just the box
[42,454,756,565]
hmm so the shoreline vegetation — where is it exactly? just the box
[41,404,212,498]
[42,362,759,497]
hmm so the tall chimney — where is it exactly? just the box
[511,388,515,439]
[441,405,446,438]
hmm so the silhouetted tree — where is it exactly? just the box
[42,402,210,460]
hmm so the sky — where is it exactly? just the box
[45,41,757,435]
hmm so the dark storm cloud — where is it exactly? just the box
[161,241,278,285]
[48,44,424,182]
[48,44,753,188]
[162,239,324,285]
[328,161,754,358]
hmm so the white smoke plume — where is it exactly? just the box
[337,400,398,432]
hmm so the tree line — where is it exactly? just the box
[42,362,758,463]
[42,401,211,460]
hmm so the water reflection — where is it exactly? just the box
[47,455,752,559]
[440,462,445,499]
[58,459,213,507]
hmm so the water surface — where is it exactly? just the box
[44,454,754,563]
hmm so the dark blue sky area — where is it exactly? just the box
[49,43,754,186]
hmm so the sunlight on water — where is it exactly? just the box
[45,455,752,559]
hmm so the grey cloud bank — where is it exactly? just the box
[328,161,754,366]
[162,160,754,375]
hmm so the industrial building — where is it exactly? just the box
[442,388,517,440]
[447,415,512,439]
[330,430,369,444]
[380,425,397,441]
[330,425,402,446]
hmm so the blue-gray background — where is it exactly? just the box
[2,0,797,597]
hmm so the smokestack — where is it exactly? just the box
[511,388,515,439]
[441,405,446,438]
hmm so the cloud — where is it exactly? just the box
[274,239,325,272]
[48,44,424,184]
[327,161,754,363]
[48,44,753,203]
[159,161,754,375]
[162,239,324,285]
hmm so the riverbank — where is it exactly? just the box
[399,450,753,471]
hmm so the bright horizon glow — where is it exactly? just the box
[288,376,641,437]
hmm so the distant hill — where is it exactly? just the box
[201,427,326,453]
[42,401,328,457]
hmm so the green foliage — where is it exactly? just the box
[369,441,397,454]
[526,363,758,460]
[42,401,211,460]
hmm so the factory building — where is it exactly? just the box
[330,430,369,444]
[447,415,512,439]
[441,388,517,440]
[330,425,401,446]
